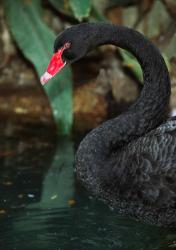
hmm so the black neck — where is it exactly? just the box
[87,23,171,149]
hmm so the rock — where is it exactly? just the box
[98,56,139,103]
[73,82,108,132]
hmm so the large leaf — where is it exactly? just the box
[120,50,171,83]
[136,0,171,38]
[122,6,138,28]
[48,0,72,15]
[91,0,109,21]
[120,49,143,82]
[69,0,91,21]
[3,0,73,135]
[165,34,176,60]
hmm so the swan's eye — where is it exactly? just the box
[63,42,71,49]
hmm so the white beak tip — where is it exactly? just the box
[40,72,52,85]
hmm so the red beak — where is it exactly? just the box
[40,43,70,85]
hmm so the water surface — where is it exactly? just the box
[0,131,175,250]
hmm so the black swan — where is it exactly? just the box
[41,23,176,226]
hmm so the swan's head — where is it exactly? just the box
[40,24,92,85]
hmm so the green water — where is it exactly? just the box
[0,132,175,250]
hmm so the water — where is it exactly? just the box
[0,131,176,250]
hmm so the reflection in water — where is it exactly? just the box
[0,134,175,250]
[29,138,75,209]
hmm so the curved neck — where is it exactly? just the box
[87,23,171,149]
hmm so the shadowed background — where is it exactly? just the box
[0,0,176,249]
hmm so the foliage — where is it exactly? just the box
[48,0,71,15]
[49,0,91,21]
[120,50,143,82]
[166,34,176,60]
[3,0,73,135]
[2,0,176,133]
[69,0,91,21]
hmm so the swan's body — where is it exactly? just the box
[43,23,176,226]
[76,117,176,226]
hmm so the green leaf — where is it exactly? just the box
[3,0,73,135]
[120,49,171,82]
[162,53,171,72]
[120,49,143,82]
[122,6,138,28]
[91,0,108,21]
[165,34,176,60]
[136,0,171,38]
[69,0,91,21]
[48,0,72,15]
[91,5,107,21]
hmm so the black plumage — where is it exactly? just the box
[54,23,176,226]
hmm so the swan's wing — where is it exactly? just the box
[114,118,176,207]
[98,118,176,225]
